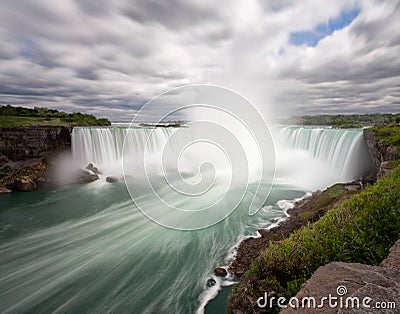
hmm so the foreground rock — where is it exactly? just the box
[282,263,400,313]
[281,239,400,313]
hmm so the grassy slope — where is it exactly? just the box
[229,125,400,312]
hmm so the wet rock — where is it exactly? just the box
[0,186,12,194]
[86,163,101,175]
[14,176,37,191]
[106,176,119,183]
[214,267,228,277]
[79,170,99,183]
[206,278,216,287]
[258,229,271,237]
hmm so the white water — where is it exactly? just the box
[72,125,371,190]
[272,126,371,189]
[0,125,371,313]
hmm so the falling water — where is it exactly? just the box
[0,125,371,313]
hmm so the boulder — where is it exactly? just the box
[214,267,228,277]
[281,261,400,313]
[106,176,119,183]
[79,170,99,183]
[86,163,101,175]
[206,278,216,287]
[14,176,37,191]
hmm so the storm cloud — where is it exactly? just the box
[0,0,399,120]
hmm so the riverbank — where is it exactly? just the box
[227,126,399,313]
[228,182,364,277]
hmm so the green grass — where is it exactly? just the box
[0,116,68,128]
[371,122,400,147]
[0,115,110,128]
[0,105,111,127]
[229,166,400,312]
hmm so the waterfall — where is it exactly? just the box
[273,126,371,189]
[71,125,371,191]
[72,127,177,166]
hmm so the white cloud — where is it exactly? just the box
[0,0,399,120]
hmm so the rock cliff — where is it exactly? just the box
[0,126,71,161]
[0,126,72,192]
[363,129,398,180]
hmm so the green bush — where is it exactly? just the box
[0,105,111,127]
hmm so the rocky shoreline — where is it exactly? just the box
[227,181,365,277]
[224,128,398,278]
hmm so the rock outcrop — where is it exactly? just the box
[79,170,99,183]
[1,158,49,192]
[14,176,37,191]
[0,126,72,161]
[281,239,400,313]
[364,129,398,180]
[0,126,72,192]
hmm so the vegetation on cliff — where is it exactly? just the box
[371,122,400,147]
[284,113,400,128]
[0,105,111,127]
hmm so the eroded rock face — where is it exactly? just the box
[281,260,400,313]
[0,126,71,161]
[363,129,398,181]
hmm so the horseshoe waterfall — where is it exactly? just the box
[0,125,371,313]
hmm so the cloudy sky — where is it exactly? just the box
[0,0,399,121]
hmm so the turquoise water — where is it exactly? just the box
[0,180,304,313]
[0,126,371,313]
